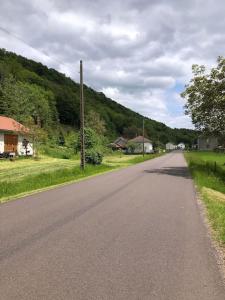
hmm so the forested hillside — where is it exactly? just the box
[0,48,197,145]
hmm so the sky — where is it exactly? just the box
[0,0,225,129]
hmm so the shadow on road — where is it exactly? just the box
[144,166,191,179]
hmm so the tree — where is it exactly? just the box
[86,110,106,135]
[0,75,57,128]
[181,57,225,137]
[23,117,48,158]
[126,141,137,154]
[123,126,142,139]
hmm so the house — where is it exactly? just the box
[166,142,176,151]
[127,136,153,154]
[197,136,219,150]
[109,136,128,150]
[0,116,33,156]
[177,142,185,150]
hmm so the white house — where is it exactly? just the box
[166,142,176,151]
[0,116,33,156]
[128,136,153,154]
[177,142,185,150]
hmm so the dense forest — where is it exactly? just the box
[0,48,197,146]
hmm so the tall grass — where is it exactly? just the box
[185,152,225,193]
[0,152,164,203]
[40,145,78,159]
[0,164,113,202]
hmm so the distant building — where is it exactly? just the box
[177,142,185,150]
[127,136,153,154]
[166,142,176,151]
[0,116,33,156]
[197,136,219,150]
[109,136,128,150]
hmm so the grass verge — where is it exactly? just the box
[185,151,225,244]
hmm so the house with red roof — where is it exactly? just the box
[0,116,33,156]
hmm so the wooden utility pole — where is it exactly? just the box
[80,60,85,169]
[142,118,145,157]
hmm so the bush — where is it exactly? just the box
[85,149,103,165]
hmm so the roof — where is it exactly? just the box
[129,136,152,143]
[0,116,29,133]
[113,137,127,147]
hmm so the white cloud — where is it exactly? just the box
[1,0,225,128]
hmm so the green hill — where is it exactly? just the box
[0,48,197,145]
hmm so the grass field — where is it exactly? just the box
[185,151,225,243]
[0,152,163,203]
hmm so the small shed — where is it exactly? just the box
[109,137,128,150]
[0,116,33,156]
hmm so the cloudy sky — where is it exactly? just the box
[0,0,225,128]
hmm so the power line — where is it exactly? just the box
[0,25,68,68]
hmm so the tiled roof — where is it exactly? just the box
[0,116,29,132]
[129,136,151,143]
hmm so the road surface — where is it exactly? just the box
[0,152,224,299]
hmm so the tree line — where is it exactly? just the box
[0,48,197,148]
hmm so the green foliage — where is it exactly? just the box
[86,110,106,135]
[85,149,103,165]
[40,145,76,159]
[0,48,197,146]
[77,127,99,150]
[0,75,56,128]
[182,57,225,137]
[185,151,225,244]
[126,141,138,154]
[64,131,79,152]
[185,151,225,193]
[123,126,142,139]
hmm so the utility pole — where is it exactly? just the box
[80,60,85,170]
[142,118,145,157]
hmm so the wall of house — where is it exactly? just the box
[166,143,176,150]
[18,135,34,155]
[198,137,218,150]
[0,133,4,153]
[133,142,153,153]
[178,143,185,149]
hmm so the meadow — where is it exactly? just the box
[0,152,162,203]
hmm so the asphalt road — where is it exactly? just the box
[0,152,224,299]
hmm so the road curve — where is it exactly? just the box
[0,152,224,299]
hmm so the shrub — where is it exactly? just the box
[85,149,103,165]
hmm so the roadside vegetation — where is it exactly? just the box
[185,151,225,243]
[0,152,163,203]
